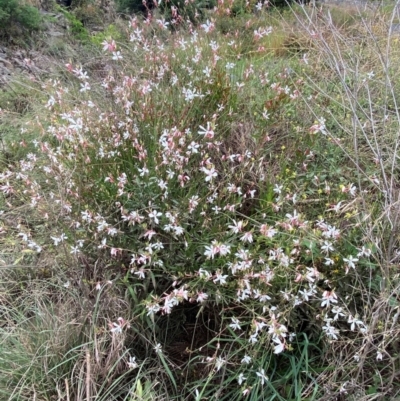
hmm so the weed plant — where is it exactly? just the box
[1,1,400,400]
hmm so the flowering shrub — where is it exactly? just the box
[1,3,399,400]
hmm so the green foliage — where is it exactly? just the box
[57,5,90,41]
[0,0,41,39]
[91,24,123,47]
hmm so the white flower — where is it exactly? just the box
[309,117,326,134]
[173,225,184,236]
[70,246,80,255]
[343,255,358,269]
[187,141,200,154]
[204,241,230,259]
[201,166,217,182]
[219,243,231,256]
[237,373,246,385]
[253,289,271,302]
[229,318,242,331]
[272,337,285,354]
[154,343,162,354]
[322,319,339,340]
[201,19,214,33]
[158,179,168,190]
[273,184,283,195]
[329,201,344,213]
[198,122,215,139]
[240,231,253,243]
[339,382,348,394]
[198,268,211,279]
[203,66,211,77]
[110,322,122,334]
[213,272,228,285]
[321,290,338,308]
[228,220,245,234]
[235,248,251,261]
[249,333,258,344]
[134,268,146,279]
[138,167,149,176]
[204,245,216,259]
[298,285,316,302]
[286,210,299,224]
[215,356,225,371]
[348,314,366,332]
[196,292,208,303]
[256,368,268,385]
[51,233,68,246]
[357,246,372,258]
[348,184,357,197]
[320,241,334,254]
[80,82,91,92]
[127,356,138,369]
[148,210,162,225]
[241,355,251,364]
[156,18,169,29]
[255,320,268,333]
[18,232,29,242]
[151,241,164,250]
[112,51,123,60]
[331,306,345,320]
[212,205,221,214]
[260,224,277,238]
[146,303,161,316]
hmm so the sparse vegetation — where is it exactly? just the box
[1,1,400,400]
